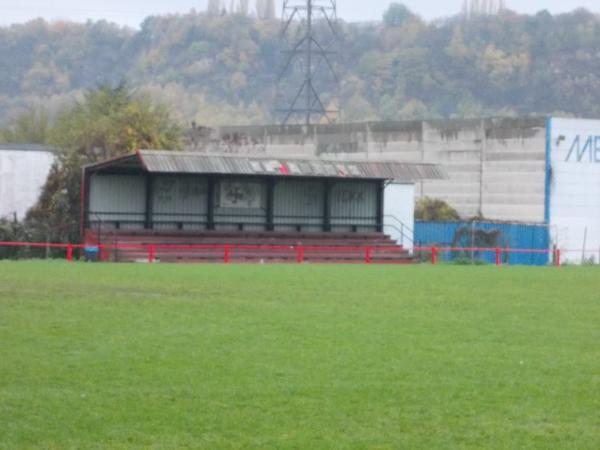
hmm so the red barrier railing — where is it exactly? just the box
[0,241,576,266]
[0,241,399,265]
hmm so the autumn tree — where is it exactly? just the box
[26,84,181,243]
[383,3,415,28]
[0,108,49,144]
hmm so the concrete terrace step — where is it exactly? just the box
[86,229,413,264]
[105,239,397,247]
[109,248,413,264]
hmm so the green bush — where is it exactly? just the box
[0,219,31,259]
[415,197,460,221]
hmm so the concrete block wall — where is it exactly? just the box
[420,120,484,218]
[189,118,547,223]
[482,121,546,222]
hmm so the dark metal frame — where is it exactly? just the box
[85,213,381,233]
[323,179,332,232]
[144,174,154,229]
[207,176,216,230]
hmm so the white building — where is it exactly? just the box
[0,144,55,221]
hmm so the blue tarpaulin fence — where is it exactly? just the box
[414,221,550,266]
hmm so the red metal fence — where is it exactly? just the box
[0,241,570,266]
[0,242,401,264]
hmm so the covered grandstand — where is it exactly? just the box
[81,150,445,263]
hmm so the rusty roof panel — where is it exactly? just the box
[138,150,446,181]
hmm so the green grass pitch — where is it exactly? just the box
[0,261,599,449]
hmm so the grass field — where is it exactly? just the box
[0,262,599,449]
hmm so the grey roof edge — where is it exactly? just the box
[83,152,142,171]
[0,143,57,153]
[137,149,442,167]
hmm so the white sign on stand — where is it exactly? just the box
[550,117,600,263]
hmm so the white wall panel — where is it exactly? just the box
[550,118,600,263]
[0,149,54,221]
[89,174,146,229]
[383,183,414,250]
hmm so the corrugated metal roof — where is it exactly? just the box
[138,151,446,181]
[87,150,446,181]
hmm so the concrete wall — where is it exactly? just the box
[0,145,54,221]
[189,118,547,223]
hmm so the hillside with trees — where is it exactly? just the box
[1,2,600,129]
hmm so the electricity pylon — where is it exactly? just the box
[276,1,340,125]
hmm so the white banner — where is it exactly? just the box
[550,117,600,263]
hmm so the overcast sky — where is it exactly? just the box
[0,1,598,27]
